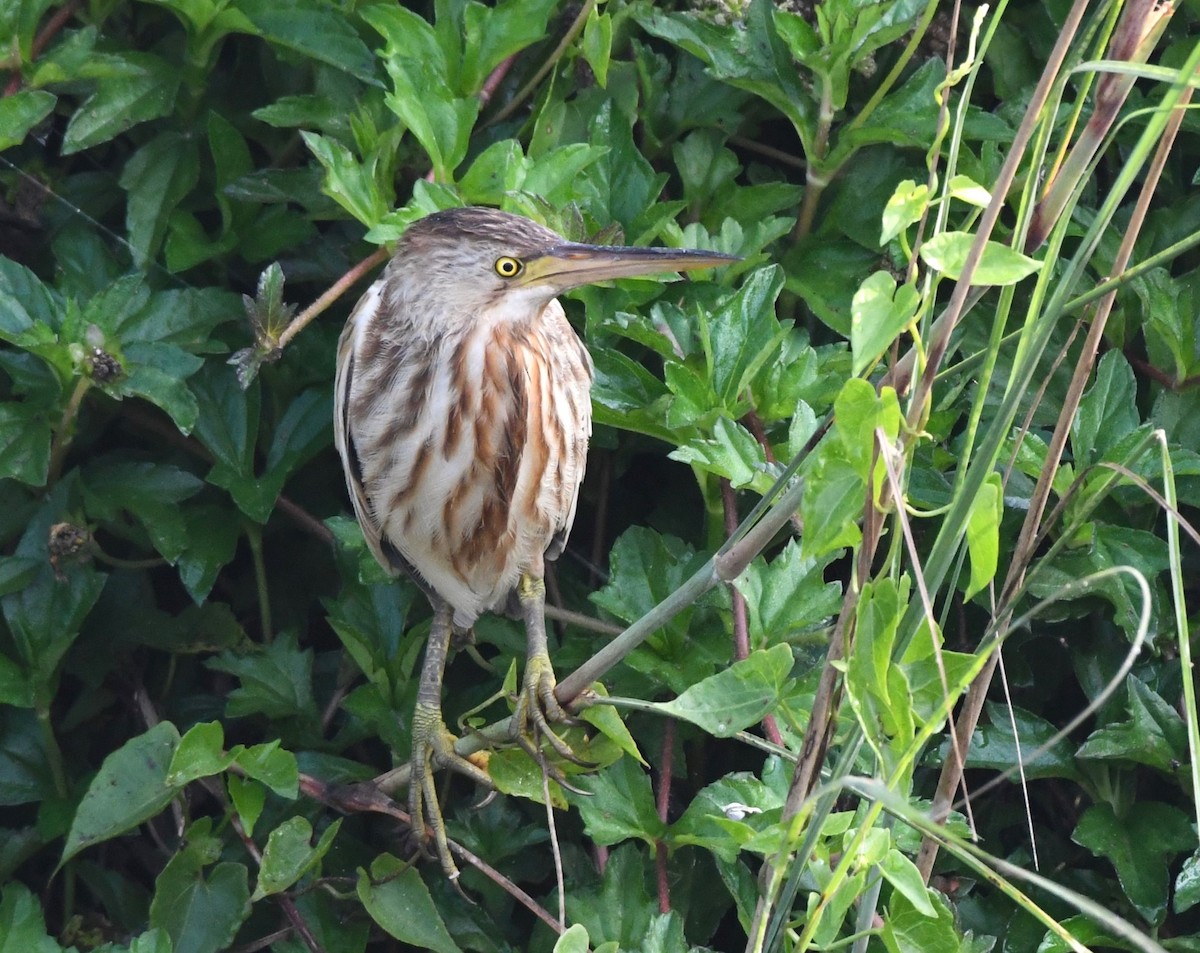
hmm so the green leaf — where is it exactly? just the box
[235,0,379,83]
[233,741,298,798]
[573,756,663,847]
[206,633,317,731]
[880,887,960,953]
[62,722,182,865]
[963,472,1002,600]
[150,851,251,953]
[733,541,841,644]
[2,560,106,704]
[459,0,559,93]
[879,849,936,917]
[670,772,784,862]
[364,5,478,181]
[1176,849,1200,914]
[82,459,204,563]
[0,403,52,486]
[61,53,179,154]
[119,132,201,267]
[919,232,1042,285]
[879,179,931,245]
[1072,351,1140,468]
[850,271,920,377]
[0,90,56,151]
[581,8,613,86]
[637,0,813,148]
[301,131,389,228]
[166,721,233,787]
[1072,801,1193,925]
[0,883,64,953]
[703,265,788,410]
[1075,676,1187,771]
[227,775,266,837]
[357,854,462,953]
[655,644,794,737]
[0,708,56,804]
[252,816,341,900]
[669,416,770,492]
[954,703,1080,781]
[554,923,591,953]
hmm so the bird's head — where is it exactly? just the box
[387,206,738,331]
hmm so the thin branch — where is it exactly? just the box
[655,717,676,914]
[277,247,389,351]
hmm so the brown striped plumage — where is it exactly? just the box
[333,206,735,879]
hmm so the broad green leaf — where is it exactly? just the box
[637,0,813,147]
[919,231,1042,285]
[880,887,960,953]
[580,687,646,766]
[119,132,201,267]
[1072,351,1140,468]
[252,816,341,900]
[459,0,559,93]
[0,90,56,151]
[236,0,379,83]
[2,560,106,704]
[655,644,794,737]
[952,703,1079,781]
[0,403,52,486]
[357,854,462,953]
[850,271,920,377]
[879,849,936,917]
[227,775,265,837]
[1176,849,1200,914]
[166,721,233,787]
[733,541,841,644]
[702,265,788,410]
[61,53,179,154]
[301,131,389,228]
[573,756,663,847]
[947,174,992,207]
[801,452,864,558]
[564,843,655,949]
[233,741,299,799]
[554,924,591,953]
[82,459,204,563]
[1072,801,1193,925]
[670,773,783,862]
[963,472,1002,600]
[62,722,182,865]
[206,633,317,733]
[668,416,771,492]
[150,852,250,953]
[1075,675,1187,772]
[581,7,613,87]
[880,179,930,245]
[0,708,55,804]
[0,883,63,953]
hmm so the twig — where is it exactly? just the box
[277,247,389,351]
[300,777,565,935]
[486,0,597,127]
[655,717,676,914]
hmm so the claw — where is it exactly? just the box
[409,701,493,879]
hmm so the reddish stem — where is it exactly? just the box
[654,717,676,914]
[4,0,81,96]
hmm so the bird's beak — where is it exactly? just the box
[519,242,739,292]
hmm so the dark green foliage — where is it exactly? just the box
[2,1,1199,951]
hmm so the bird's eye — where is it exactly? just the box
[494,256,523,278]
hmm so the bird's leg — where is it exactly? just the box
[409,597,492,880]
[512,572,589,765]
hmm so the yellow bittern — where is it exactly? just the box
[334,206,734,878]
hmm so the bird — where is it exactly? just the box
[333,206,735,878]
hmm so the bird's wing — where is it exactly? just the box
[333,293,436,600]
[545,333,594,563]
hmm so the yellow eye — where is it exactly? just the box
[494,256,523,278]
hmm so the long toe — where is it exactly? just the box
[513,652,596,768]
[408,703,493,880]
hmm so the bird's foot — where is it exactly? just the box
[511,650,596,774]
[408,701,492,880]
